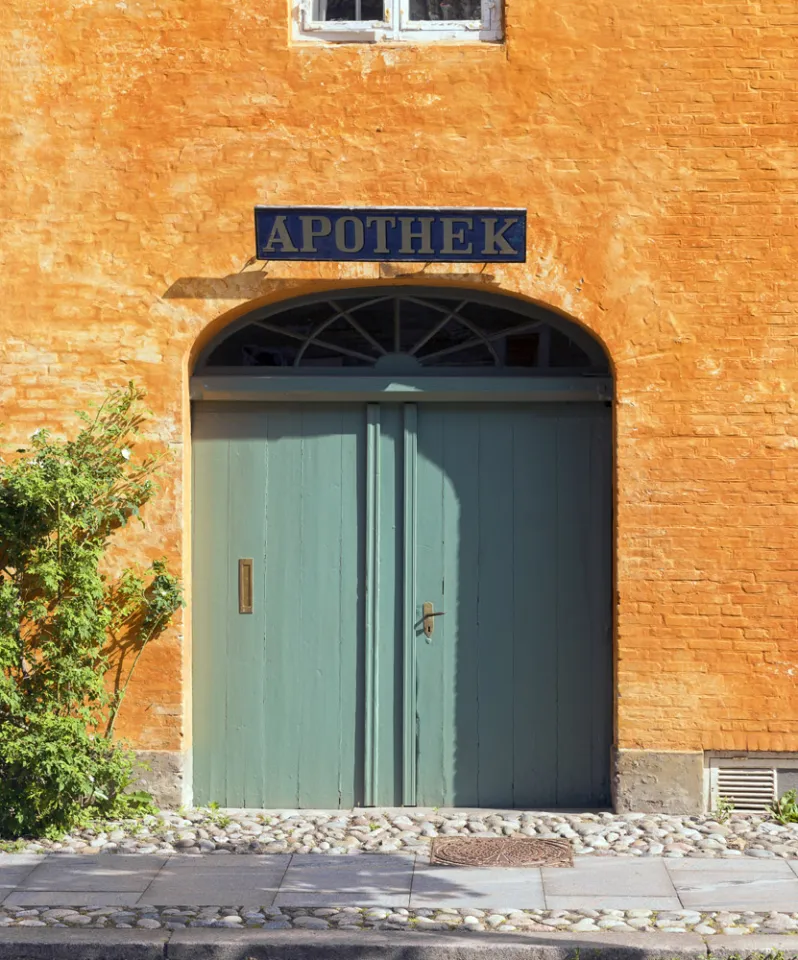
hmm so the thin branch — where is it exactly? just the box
[105,622,159,740]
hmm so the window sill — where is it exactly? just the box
[293,16,502,44]
[292,30,504,44]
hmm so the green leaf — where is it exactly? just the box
[0,383,182,838]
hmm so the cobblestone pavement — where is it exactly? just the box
[5,809,797,859]
[2,905,798,935]
[2,851,798,929]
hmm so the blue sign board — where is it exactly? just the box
[255,206,526,263]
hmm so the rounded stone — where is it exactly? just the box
[293,917,330,930]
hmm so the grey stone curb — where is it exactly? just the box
[167,931,710,960]
[1,929,798,960]
[0,928,166,960]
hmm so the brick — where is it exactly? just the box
[2,0,798,757]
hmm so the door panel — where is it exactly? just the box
[370,405,405,806]
[511,412,560,806]
[193,407,269,808]
[193,403,366,808]
[475,411,517,808]
[414,407,478,805]
[193,399,612,809]
[554,413,613,806]
[414,403,612,808]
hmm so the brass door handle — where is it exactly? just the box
[239,559,253,614]
[422,602,445,638]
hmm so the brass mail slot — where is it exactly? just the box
[239,559,254,614]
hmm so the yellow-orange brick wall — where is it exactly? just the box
[2,0,798,757]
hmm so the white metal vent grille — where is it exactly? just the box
[716,767,776,812]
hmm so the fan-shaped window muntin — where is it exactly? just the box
[197,288,609,377]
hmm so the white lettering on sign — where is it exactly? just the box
[335,216,366,254]
[398,217,435,255]
[256,208,526,261]
[482,217,520,256]
[263,215,299,253]
[366,216,397,254]
[300,216,332,253]
[441,217,474,255]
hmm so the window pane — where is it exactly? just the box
[314,0,385,20]
[409,0,481,19]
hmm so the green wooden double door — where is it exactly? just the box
[193,401,612,809]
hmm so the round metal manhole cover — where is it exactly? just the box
[430,837,574,868]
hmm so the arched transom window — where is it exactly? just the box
[197,288,609,377]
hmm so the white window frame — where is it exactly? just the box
[294,0,501,43]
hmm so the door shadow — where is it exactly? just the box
[413,403,614,809]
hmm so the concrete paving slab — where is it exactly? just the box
[0,855,44,893]
[277,856,414,906]
[289,854,416,868]
[542,858,677,899]
[0,855,45,867]
[410,864,545,909]
[666,858,797,878]
[279,855,413,888]
[665,858,798,911]
[544,895,682,910]
[274,891,412,906]
[15,855,167,893]
[140,856,290,906]
[2,890,143,906]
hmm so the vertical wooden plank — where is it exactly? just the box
[223,407,269,807]
[443,407,482,807]
[297,408,346,807]
[438,415,462,806]
[336,408,367,807]
[261,406,304,807]
[414,406,446,806]
[511,406,560,807]
[475,408,517,807]
[364,404,380,806]
[256,411,270,807]
[261,404,366,808]
[555,406,603,807]
[192,406,231,806]
[215,436,235,807]
[402,403,418,806]
[375,404,404,805]
[587,407,613,804]
[440,422,457,807]
[415,405,482,807]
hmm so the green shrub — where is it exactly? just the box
[713,796,735,823]
[771,788,798,825]
[0,383,182,838]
